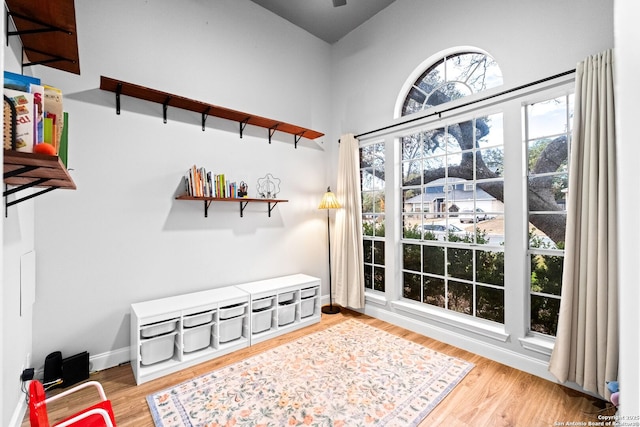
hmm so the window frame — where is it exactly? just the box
[361,140,387,293]
[523,92,574,338]
[398,110,506,325]
[360,75,576,351]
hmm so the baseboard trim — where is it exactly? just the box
[89,347,131,373]
[8,398,27,427]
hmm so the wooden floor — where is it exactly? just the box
[22,309,610,427]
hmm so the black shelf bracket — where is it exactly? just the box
[115,83,122,115]
[4,164,38,180]
[239,117,250,139]
[20,47,75,74]
[239,200,249,217]
[268,124,279,144]
[179,197,285,218]
[203,200,212,217]
[163,96,171,124]
[294,131,305,149]
[3,178,50,196]
[201,107,211,131]
[4,179,57,217]
[267,201,280,217]
[6,10,73,47]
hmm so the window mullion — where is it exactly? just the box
[502,102,529,337]
[384,136,399,300]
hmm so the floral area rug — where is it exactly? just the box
[147,319,473,427]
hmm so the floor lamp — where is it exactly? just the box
[319,186,342,314]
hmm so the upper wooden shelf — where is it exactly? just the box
[99,76,324,146]
[5,0,81,75]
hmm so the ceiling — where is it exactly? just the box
[249,0,397,44]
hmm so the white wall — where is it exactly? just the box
[329,0,614,389]
[17,0,333,380]
[331,0,614,136]
[614,0,640,416]
[2,28,39,425]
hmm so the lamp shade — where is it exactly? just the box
[318,187,341,210]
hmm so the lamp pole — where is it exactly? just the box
[322,206,340,314]
[319,186,341,314]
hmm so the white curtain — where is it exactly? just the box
[548,49,617,399]
[332,133,365,309]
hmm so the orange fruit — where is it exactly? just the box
[33,143,57,156]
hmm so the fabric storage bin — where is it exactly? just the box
[183,311,214,328]
[278,301,296,326]
[252,309,272,334]
[140,332,176,365]
[278,291,295,303]
[300,297,315,318]
[183,323,212,352]
[140,319,178,339]
[219,303,247,320]
[252,296,274,311]
[300,287,317,299]
[218,316,244,343]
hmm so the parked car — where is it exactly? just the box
[459,208,490,223]
[422,223,467,241]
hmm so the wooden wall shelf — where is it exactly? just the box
[5,0,81,75]
[100,76,324,147]
[3,150,76,214]
[176,195,287,218]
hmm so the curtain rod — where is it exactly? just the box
[348,68,576,141]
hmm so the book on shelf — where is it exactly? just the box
[4,88,35,152]
[30,83,44,145]
[184,166,239,199]
[4,71,40,92]
[4,73,42,153]
[43,85,64,151]
[59,112,69,167]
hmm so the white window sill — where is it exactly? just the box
[390,300,510,343]
[518,335,554,357]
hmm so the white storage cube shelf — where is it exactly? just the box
[236,274,321,345]
[131,286,250,385]
[131,274,320,385]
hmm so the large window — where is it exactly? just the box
[401,114,505,323]
[360,48,572,340]
[361,142,385,292]
[525,94,573,336]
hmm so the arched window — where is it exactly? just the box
[401,51,503,116]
